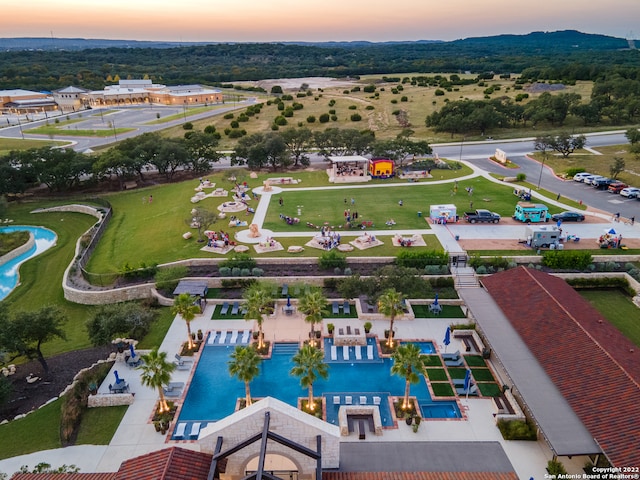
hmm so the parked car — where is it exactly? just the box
[592,178,616,190]
[608,182,628,193]
[551,211,585,222]
[573,172,593,182]
[584,175,606,185]
[620,187,640,198]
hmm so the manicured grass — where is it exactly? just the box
[447,367,468,379]
[144,104,231,125]
[75,405,129,445]
[0,137,62,155]
[425,368,448,381]
[421,355,442,367]
[470,368,496,382]
[0,230,30,255]
[4,202,100,356]
[323,303,359,319]
[430,382,454,397]
[464,355,487,367]
[578,289,640,347]
[478,382,502,397]
[411,305,466,318]
[211,303,248,320]
[0,400,62,459]
[137,307,176,350]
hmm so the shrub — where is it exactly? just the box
[319,250,347,270]
[516,173,526,181]
[230,120,239,128]
[400,96,408,102]
[221,254,257,271]
[306,115,316,123]
[541,251,592,270]
[496,419,538,440]
[219,266,231,276]
[274,116,288,126]
[434,89,445,96]
[331,115,338,121]
[228,129,246,138]
[343,267,352,275]
[350,113,362,121]
[251,267,264,277]
[396,249,448,269]
[547,459,567,476]
[241,268,251,276]
[566,167,586,178]
[86,303,155,346]
[328,99,336,107]
[231,267,241,276]
[348,105,357,110]
[182,122,193,130]
[365,105,375,110]
[363,84,376,93]
[319,113,330,123]
[334,267,342,275]
[223,113,234,119]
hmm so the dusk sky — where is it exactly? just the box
[5,0,640,42]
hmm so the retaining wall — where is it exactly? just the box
[0,231,34,266]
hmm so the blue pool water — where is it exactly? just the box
[177,339,460,435]
[403,341,436,354]
[0,226,57,301]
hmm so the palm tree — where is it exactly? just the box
[243,282,274,349]
[298,288,327,346]
[228,345,262,406]
[391,343,423,411]
[137,348,176,413]
[171,293,201,350]
[377,288,405,347]
[290,344,328,412]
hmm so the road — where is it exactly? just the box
[1,110,635,217]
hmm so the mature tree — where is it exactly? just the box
[228,345,262,406]
[183,130,223,173]
[187,208,217,243]
[270,85,283,94]
[0,150,35,195]
[534,133,586,158]
[281,127,312,166]
[243,282,275,349]
[150,139,189,181]
[377,288,405,348]
[290,344,328,412]
[609,156,626,179]
[0,306,66,373]
[298,288,327,345]
[391,343,423,410]
[93,148,137,190]
[27,147,94,192]
[137,348,176,413]
[232,132,290,170]
[171,293,201,350]
[86,302,155,346]
[625,128,640,145]
[371,137,432,167]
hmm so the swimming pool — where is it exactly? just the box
[176,339,460,437]
[403,341,436,354]
[0,226,57,301]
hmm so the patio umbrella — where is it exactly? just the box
[443,326,451,353]
[556,219,562,228]
[463,369,472,399]
[286,295,291,307]
[129,343,136,359]
[433,293,439,306]
[607,228,617,235]
[114,370,120,384]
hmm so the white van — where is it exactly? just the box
[573,172,593,182]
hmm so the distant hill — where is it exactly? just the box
[0,30,630,52]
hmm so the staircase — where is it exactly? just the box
[271,343,299,356]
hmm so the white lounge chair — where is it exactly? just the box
[359,396,367,405]
[241,330,250,344]
[229,330,239,344]
[345,396,353,405]
[355,346,362,360]
[207,331,217,345]
[190,422,201,437]
[367,345,374,360]
[218,331,227,344]
[331,345,337,361]
[333,395,341,405]
[343,346,350,360]
[373,396,381,405]
[174,422,186,438]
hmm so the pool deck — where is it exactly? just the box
[0,302,579,478]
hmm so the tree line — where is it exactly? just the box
[0,127,431,195]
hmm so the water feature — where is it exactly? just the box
[0,226,57,301]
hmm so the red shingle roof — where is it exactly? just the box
[114,447,212,480]
[482,267,640,467]
[323,473,518,480]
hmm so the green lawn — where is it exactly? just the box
[4,202,100,356]
[425,368,448,381]
[430,382,454,397]
[0,137,63,155]
[578,289,640,347]
[75,405,129,445]
[411,305,466,318]
[0,400,62,459]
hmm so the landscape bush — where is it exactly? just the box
[154,265,188,292]
[541,250,592,270]
[496,419,538,441]
[318,250,347,270]
[396,249,448,269]
[220,254,257,271]
[86,302,156,346]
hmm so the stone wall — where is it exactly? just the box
[0,231,35,266]
[88,393,134,407]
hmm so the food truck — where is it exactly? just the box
[524,225,561,249]
[513,202,551,223]
[429,204,458,224]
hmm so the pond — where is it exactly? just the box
[0,226,57,301]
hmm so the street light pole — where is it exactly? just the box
[537,149,547,189]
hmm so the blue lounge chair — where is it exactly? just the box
[231,301,239,315]
[220,302,230,315]
[442,350,460,361]
[456,384,478,396]
[281,284,289,297]
[445,358,465,367]
[332,301,340,315]
[343,301,351,314]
